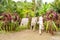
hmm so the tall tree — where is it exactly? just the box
[32,0,36,14]
[0,0,16,13]
[53,0,60,12]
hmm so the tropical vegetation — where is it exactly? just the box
[0,0,60,35]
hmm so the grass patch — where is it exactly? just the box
[16,25,29,31]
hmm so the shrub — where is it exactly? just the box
[0,12,20,31]
[44,10,58,35]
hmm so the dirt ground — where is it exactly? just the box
[0,30,60,40]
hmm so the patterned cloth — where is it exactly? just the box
[31,17,37,26]
[20,18,29,26]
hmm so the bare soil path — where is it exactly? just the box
[0,30,60,40]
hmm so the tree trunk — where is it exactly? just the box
[32,0,36,14]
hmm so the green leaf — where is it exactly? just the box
[46,21,49,31]
[52,21,58,31]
